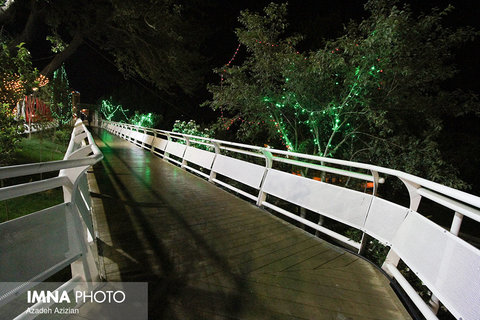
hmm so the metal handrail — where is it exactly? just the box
[103,119,480,320]
[114,122,480,207]
[123,121,480,216]
[0,120,103,314]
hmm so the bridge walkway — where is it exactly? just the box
[87,128,411,319]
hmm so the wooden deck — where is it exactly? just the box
[87,128,412,320]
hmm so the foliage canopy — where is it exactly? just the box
[0,103,21,166]
[0,40,39,105]
[46,65,72,126]
[204,0,478,188]
[0,38,37,165]
[1,0,206,95]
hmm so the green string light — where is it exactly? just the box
[237,56,383,155]
[100,99,129,122]
[130,112,154,127]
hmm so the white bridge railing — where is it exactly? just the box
[22,120,59,135]
[103,120,480,320]
[0,120,103,318]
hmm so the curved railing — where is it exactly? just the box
[22,120,58,135]
[103,120,480,320]
[0,120,103,317]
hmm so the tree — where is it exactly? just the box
[172,119,213,139]
[1,0,207,95]
[129,111,162,128]
[204,1,478,188]
[0,103,21,166]
[47,64,72,126]
[0,37,39,165]
[1,39,39,105]
[99,98,129,123]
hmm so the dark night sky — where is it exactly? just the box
[48,0,479,108]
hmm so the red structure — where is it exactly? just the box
[24,95,52,123]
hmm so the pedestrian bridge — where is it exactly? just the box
[0,121,479,319]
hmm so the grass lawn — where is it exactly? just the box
[0,189,64,222]
[0,127,72,223]
[14,129,70,164]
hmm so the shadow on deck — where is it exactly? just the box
[87,128,411,320]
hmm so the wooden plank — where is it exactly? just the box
[228,239,323,274]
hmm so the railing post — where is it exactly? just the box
[181,136,190,169]
[151,131,157,153]
[164,132,171,159]
[299,207,307,230]
[400,178,422,211]
[450,211,463,236]
[209,142,221,182]
[256,148,273,206]
[142,128,147,149]
[136,125,141,144]
[382,178,421,276]
[358,170,382,255]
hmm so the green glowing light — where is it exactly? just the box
[100,99,129,122]
[130,112,154,127]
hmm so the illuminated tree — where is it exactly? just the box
[129,111,162,128]
[99,98,129,122]
[0,38,38,165]
[0,40,39,106]
[48,65,72,126]
[172,120,212,139]
[0,103,21,166]
[205,1,477,188]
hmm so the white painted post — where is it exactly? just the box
[209,142,221,182]
[450,211,463,236]
[164,132,171,159]
[382,178,421,274]
[151,131,157,153]
[358,170,381,255]
[181,136,190,169]
[256,148,273,206]
[142,128,147,149]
